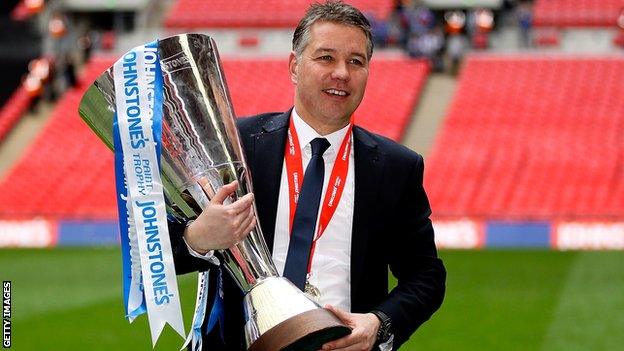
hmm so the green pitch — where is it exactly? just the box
[2,248,623,350]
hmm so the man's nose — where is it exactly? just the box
[331,61,350,81]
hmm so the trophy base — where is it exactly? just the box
[248,308,351,351]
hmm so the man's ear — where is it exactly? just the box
[288,51,298,84]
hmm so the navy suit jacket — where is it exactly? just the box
[170,110,446,350]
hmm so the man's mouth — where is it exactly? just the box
[323,89,349,97]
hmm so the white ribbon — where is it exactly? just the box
[113,42,185,345]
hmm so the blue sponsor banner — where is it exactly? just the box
[49,219,624,250]
[55,219,560,248]
[57,220,120,246]
[485,221,551,248]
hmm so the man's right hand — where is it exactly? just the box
[184,180,256,254]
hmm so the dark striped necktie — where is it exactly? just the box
[283,137,331,290]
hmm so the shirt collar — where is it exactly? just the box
[291,108,350,157]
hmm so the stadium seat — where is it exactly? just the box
[613,31,624,47]
[425,55,624,220]
[534,28,560,47]
[533,0,624,27]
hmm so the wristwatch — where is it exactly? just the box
[370,310,393,345]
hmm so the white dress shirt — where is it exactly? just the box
[272,109,354,312]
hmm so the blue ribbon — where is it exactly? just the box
[187,267,225,351]
[189,271,209,351]
[205,267,225,341]
[113,93,146,320]
[148,40,164,164]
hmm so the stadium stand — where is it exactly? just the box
[0,86,32,142]
[0,55,429,219]
[163,0,393,28]
[0,58,116,220]
[533,0,624,27]
[425,55,624,221]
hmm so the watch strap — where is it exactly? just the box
[370,310,392,343]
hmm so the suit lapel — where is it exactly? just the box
[250,111,290,253]
[351,126,385,309]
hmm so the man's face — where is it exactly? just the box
[289,21,369,133]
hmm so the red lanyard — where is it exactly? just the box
[284,116,353,273]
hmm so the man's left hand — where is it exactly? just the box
[320,305,380,351]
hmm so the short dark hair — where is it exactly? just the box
[292,1,374,60]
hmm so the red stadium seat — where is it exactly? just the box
[426,55,624,220]
[533,0,624,27]
[614,31,624,47]
[534,28,560,47]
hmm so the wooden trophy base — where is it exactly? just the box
[248,308,351,351]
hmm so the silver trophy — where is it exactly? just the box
[78,33,349,350]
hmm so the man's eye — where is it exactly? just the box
[350,58,364,66]
[318,55,332,61]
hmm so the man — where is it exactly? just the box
[169,1,446,350]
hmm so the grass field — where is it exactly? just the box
[2,248,623,350]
